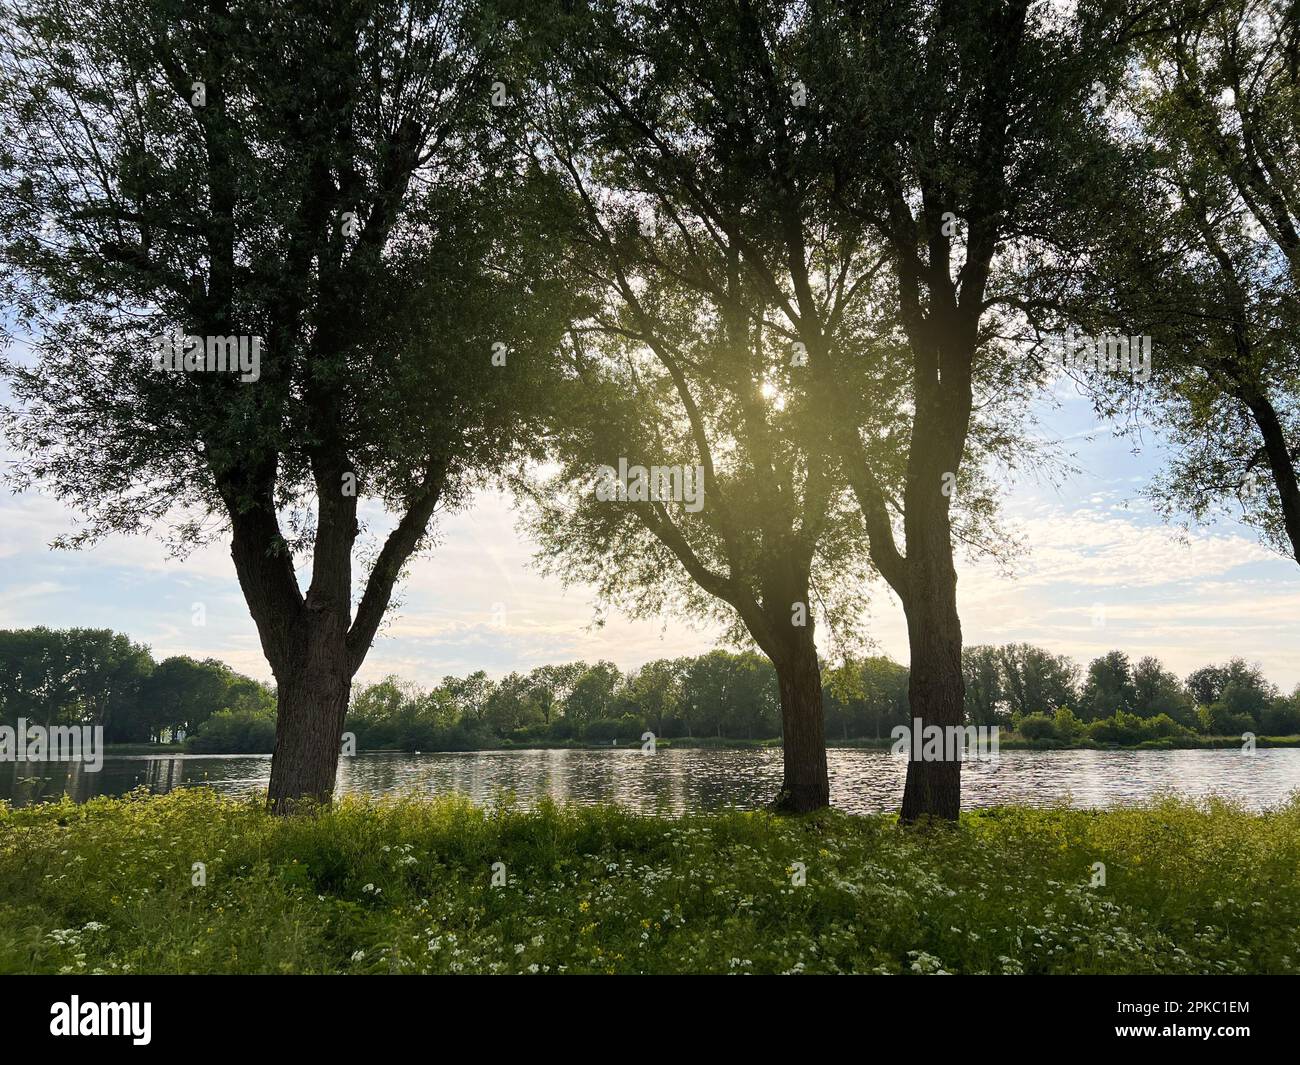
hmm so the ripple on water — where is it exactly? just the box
[3,747,1299,812]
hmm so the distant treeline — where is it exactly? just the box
[0,627,274,744]
[2,628,1297,754]
[349,644,1300,751]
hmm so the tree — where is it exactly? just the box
[718,652,781,740]
[440,671,496,729]
[484,672,547,735]
[531,0,1144,819]
[1261,687,1300,736]
[799,0,1140,817]
[826,655,912,739]
[0,0,574,808]
[673,651,779,739]
[62,629,155,741]
[563,662,623,731]
[0,626,155,734]
[1131,655,1194,725]
[1186,663,1231,706]
[526,663,585,726]
[1217,658,1277,719]
[1080,651,1138,720]
[962,646,1007,726]
[622,659,682,738]
[140,655,267,739]
[1079,0,1300,563]
[0,627,83,726]
[521,0,887,810]
[997,644,1080,718]
[1186,657,1275,717]
[347,675,412,749]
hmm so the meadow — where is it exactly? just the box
[1,789,1297,975]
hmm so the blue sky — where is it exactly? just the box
[1,371,1297,691]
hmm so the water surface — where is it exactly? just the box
[3,747,1298,812]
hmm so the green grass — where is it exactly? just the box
[1,788,1298,974]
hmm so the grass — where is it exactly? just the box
[1,788,1298,974]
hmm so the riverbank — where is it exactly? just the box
[2,789,1296,974]
[831,733,1300,751]
[108,733,1300,757]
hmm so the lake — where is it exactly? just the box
[3,746,1300,812]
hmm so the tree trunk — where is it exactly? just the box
[266,608,353,813]
[1241,384,1300,565]
[772,633,830,813]
[898,569,965,823]
[267,666,350,812]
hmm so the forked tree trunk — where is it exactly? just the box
[772,631,830,813]
[898,565,965,823]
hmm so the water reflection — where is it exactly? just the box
[3,747,1299,813]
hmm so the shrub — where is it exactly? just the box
[1087,710,1191,745]
[1260,700,1300,736]
[1052,707,1087,740]
[1144,713,1191,739]
[1196,704,1258,736]
[1018,713,1060,741]
[185,708,277,753]
[1088,710,1145,745]
[546,717,576,741]
[509,723,553,744]
[582,715,643,743]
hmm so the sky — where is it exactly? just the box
[1,371,1298,692]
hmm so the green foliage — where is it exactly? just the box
[1017,713,1060,742]
[1196,704,1258,738]
[1053,707,1087,741]
[1080,651,1138,721]
[1261,693,1300,736]
[1132,657,1195,726]
[0,627,153,738]
[0,627,269,742]
[580,717,641,743]
[186,708,276,754]
[0,1,584,801]
[824,656,910,740]
[1079,0,1300,563]
[2,790,1297,974]
[2,628,1288,752]
[1089,710,1192,746]
[963,644,1080,725]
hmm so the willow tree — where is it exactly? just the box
[536,0,1105,819]
[796,0,1155,818]
[526,0,1068,814]
[517,214,875,810]
[1070,0,1300,564]
[517,8,885,810]
[0,0,574,808]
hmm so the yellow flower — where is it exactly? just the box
[579,900,590,912]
